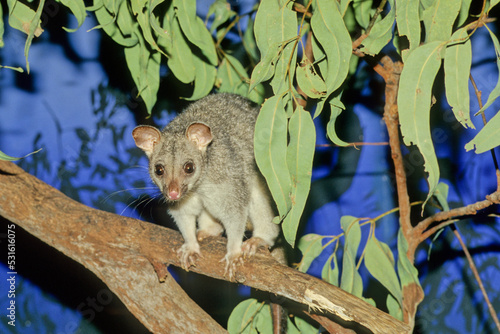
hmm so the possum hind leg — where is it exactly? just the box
[197,210,224,241]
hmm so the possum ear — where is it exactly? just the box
[132,126,162,157]
[186,123,213,151]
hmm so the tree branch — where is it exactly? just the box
[0,161,410,334]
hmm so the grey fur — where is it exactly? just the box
[132,93,280,277]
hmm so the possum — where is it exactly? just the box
[132,93,280,278]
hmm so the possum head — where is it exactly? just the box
[132,123,213,201]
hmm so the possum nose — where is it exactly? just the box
[167,181,181,200]
[168,190,180,200]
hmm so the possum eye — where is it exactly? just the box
[154,164,165,176]
[183,162,195,174]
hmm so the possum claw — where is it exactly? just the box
[177,243,201,271]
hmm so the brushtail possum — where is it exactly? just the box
[132,93,280,278]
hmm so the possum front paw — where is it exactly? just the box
[221,250,243,280]
[177,243,201,271]
[242,237,270,257]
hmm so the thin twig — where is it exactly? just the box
[452,226,500,332]
[417,190,500,242]
[352,0,388,50]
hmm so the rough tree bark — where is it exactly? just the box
[0,161,410,333]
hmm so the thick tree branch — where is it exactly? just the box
[0,161,410,333]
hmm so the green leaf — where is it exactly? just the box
[93,2,138,47]
[269,1,297,95]
[217,54,248,95]
[132,0,165,55]
[465,110,500,153]
[283,106,316,246]
[340,216,364,297]
[6,0,44,38]
[249,42,281,93]
[0,148,42,161]
[296,58,327,99]
[185,54,216,101]
[59,0,86,32]
[444,28,474,129]
[124,33,161,114]
[167,14,195,84]
[360,0,396,56]
[227,299,272,334]
[254,95,292,220]
[353,0,373,29]
[434,182,450,211]
[387,294,403,320]
[6,0,45,72]
[326,96,349,146]
[297,234,324,273]
[310,0,352,116]
[397,229,421,290]
[422,0,461,43]
[207,0,235,33]
[293,316,319,333]
[396,0,420,60]
[489,0,500,12]
[322,251,339,286]
[364,232,402,312]
[398,41,444,209]
[174,0,217,65]
[457,0,473,27]
[243,14,259,64]
[474,27,500,116]
[252,0,297,95]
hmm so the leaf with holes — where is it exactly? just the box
[398,41,444,209]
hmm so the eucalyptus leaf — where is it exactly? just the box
[0,148,42,161]
[269,1,297,95]
[59,0,86,32]
[297,234,324,273]
[474,27,500,116]
[310,0,352,116]
[422,0,461,43]
[398,41,444,209]
[283,106,316,246]
[185,55,216,101]
[444,28,473,129]
[395,0,420,60]
[465,110,500,153]
[340,216,364,297]
[364,232,402,311]
[124,32,160,114]
[360,0,395,56]
[207,0,235,33]
[296,59,327,99]
[174,0,217,65]
[397,229,421,289]
[227,299,271,334]
[167,14,195,84]
[322,252,339,286]
[326,95,349,146]
[353,0,373,29]
[254,95,292,220]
